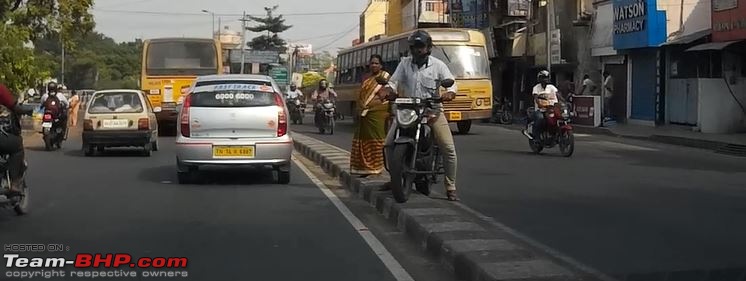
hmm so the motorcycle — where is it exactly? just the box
[491,98,513,124]
[0,103,34,215]
[41,107,67,151]
[384,79,454,203]
[524,99,575,157]
[316,99,336,135]
[286,97,305,125]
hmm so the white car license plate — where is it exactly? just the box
[41,122,52,128]
[102,119,129,128]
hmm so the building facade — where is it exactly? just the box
[360,0,389,43]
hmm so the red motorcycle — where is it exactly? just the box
[525,102,575,157]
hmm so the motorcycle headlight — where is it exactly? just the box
[295,100,301,106]
[396,109,418,127]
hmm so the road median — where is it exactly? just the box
[292,131,612,281]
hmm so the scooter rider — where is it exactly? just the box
[312,79,337,127]
[287,84,304,100]
[377,30,460,201]
[0,83,34,195]
[523,70,560,142]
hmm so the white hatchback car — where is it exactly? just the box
[175,75,293,184]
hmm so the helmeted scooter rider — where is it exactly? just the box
[312,79,338,127]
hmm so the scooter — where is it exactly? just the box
[384,79,455,203]
[286,98,305,125]
[316,99,336,135]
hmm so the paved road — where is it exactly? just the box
[294,115,746,279]
[0,127,455,281]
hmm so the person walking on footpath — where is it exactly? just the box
[602,71,614,121]
[68,90,80,128]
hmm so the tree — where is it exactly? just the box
[0,0,93,94]
[246,5,292,52]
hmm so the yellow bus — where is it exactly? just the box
[140,38,223,130]
[334,28,492,134]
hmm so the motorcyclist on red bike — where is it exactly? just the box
[523,70,561,142]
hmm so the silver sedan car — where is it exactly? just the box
[175,75,293,184]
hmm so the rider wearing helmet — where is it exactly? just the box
[312,79,338,127]
[524,70,560,141]
[41,82,70,112]
[287,84,304,100]
[377,30,460,201]
[0,83,34,194]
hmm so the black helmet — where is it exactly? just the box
[47,82,58,92]
[290,84,297,90]
[408,30,433,48]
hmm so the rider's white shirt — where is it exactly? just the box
[287,90,304,99]
[387,56,457,99]
[532,84,559,108]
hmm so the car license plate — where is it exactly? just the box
[449,111,462,121]
[213,146,255,158]
[102,119,129,128]
[42,122,52,128]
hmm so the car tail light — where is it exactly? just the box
[274,93,288,137]
[83,119,93,131]
[43,114,52,122]
[138,118,149,130]
[180,94,192,137]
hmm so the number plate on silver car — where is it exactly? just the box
[395,98,417,104]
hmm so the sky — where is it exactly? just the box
[91,0,368,55]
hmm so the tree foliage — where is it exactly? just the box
[34,32,142,90]
[246,5,292,52]
[0,0,94,94]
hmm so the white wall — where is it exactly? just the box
[698,79,746,133]
[657,0,711,38]
[401,0,416,32]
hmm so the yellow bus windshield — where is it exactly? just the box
[430,45,490,80]
[145,40,219,76]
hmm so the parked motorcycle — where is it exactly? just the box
[384,79,455,203]
[41,107,67,151]
[524,100,575,157]
[286,97,305,125]
[492,98,513,124]
[316,99,336,135]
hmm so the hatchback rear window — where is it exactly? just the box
[194,80,271,87]
[88,92,144,113]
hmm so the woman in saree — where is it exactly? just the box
[350,54,390,176]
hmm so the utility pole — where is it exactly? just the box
[546,0,553,73]
[240,11,247,74]
[61,38,65,86]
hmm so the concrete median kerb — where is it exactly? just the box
[292,131,608,281]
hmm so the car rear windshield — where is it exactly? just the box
[88,92,144,113]
[194,80,272,87]
[190,91,277,107]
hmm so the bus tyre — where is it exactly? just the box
[457,120,472,134]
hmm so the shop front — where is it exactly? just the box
[611,0,667,125]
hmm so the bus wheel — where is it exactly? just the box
[457,120,472,134]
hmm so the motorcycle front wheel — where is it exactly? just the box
[529,139,543,154]
[390,144,414,203]
[559,130,575,157]
[13,179,29,215]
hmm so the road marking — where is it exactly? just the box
[595,141,658,151]
[295,134,618,281]
[293,156,415,281]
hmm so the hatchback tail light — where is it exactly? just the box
[138,118,150,130]
[274,93,288,137]
[180,94,192,137]
[43,114,52,122]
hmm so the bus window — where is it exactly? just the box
[430,45,491,79]
[145,40,218,76]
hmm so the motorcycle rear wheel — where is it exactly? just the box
[390,144,414,203]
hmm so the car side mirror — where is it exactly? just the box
[441,79,455,88]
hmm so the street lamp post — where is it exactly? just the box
[201,9,216,37]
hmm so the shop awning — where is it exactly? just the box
[661,29,711,46]
[685,40,743,52]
